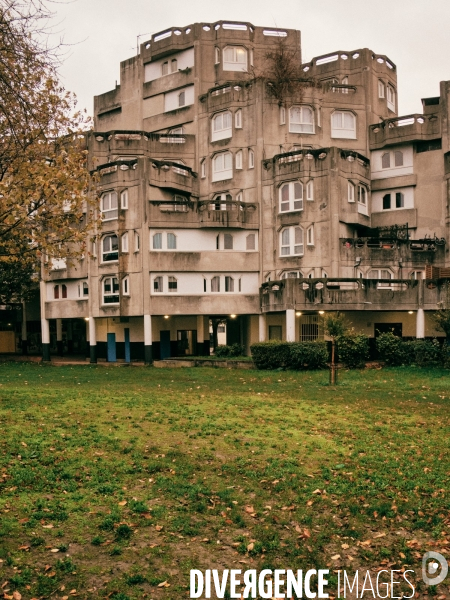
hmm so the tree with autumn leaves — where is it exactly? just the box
[0,0,94,303]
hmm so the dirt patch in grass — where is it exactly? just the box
[0,363,450,598]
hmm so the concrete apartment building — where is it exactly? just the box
[28,21,450,361]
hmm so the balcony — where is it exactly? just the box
[369,114,440,150]
[149,160,197,194]
[197,200,259,228]
[260,277,448,312]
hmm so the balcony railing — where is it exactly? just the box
[369,114,441,149]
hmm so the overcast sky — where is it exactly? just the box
[51,0,450,119]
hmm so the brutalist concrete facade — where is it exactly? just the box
[37,21,450,361]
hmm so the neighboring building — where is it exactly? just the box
[36,21,450,362]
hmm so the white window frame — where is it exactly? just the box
[101,191,118,221]
[211,276,220,292]
[348,182,355,203]
[168,276,177,293]
[383,191,404,211]
[281,271,303,280]
[279,181,303,213]
[235,109,242,129]
[357,184,368,214]
[280,226,304,257]
[307,225,314,246]
[167,232,177,250]
[152,232,162,250]
[280,106,286,125]
[235,150,243,170]
[121,232,129,253]
[102,234,119,263]
[212,152,233,182]
[306,180,314,201]
[331,110,356,139]
[201,159,206,178]
[153,276,163,293]
[246,233,256,251]
[103,276,120,305]
[289,106,314,134]
[223,45,248,72]
[225,276,234,292]
[368,268,393,289]
[387,85,395,111]
[120,190,128,209]
[378,80,385,98]
[215,47,220,64]
[212,111,232,141]
[122,276,130,296]
[134,232,140,252]
[248,148,254,169]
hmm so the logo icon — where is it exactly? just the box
[422,551,448,586]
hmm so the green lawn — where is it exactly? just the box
[0,363,449,599]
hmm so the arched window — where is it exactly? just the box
[306,180,314,201]
[210,193,232,211]
[289,106,314,133]
[394,151,403,167]
[171,58,177,72]
[61,284,67,299]
[280,226,304,256]
[382,152,390,169]
[279,182,303,213]
[211,276,220,292]
[235,109,242,129]
[162,61,169,76]
[153,276,163,293]
[224,233,233,250]
[235,150,243,169]
[121,232,129,253]
[167,233,177,249]
[120,190,128,209]
[168,276,177,292]
[101,191,118,221]
[307,225,314,246]
[103,277,120,304]
[215,47,220,64]
[246,234,256,250]
[178,91,186,107]
[122,276,130,296]
[102,234,119,262]
[331,111,356,139]
[153,233,162,249]
[368,269,393,289]
[348,182,355,202]
[387,85,395,111]
[225,276,234,292]
[53,285,59,299]
[212,111,232,141]
[248,148,254,169]
[223,46,247,71]
[212,152,232,182]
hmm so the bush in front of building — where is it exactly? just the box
[214,343,245,358]
[376,333,445,366]
[337,332,370,369]
[250,341,327,370]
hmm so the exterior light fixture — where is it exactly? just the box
[408,311,414,314]
[84,317,90,321]
[230,314,237,319]
[319,310,325,315]
[296,311,302,316]
[164,315,170,319]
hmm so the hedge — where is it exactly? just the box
[250,341,327,370]
[214,343,245,358]
[376,333,445,366]
[337,332,370,369]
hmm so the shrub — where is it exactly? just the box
[376,333,407,366]
[337,332,370,368]
[288,341,328,370]
[377,333,444,366]
[250,341,327,370]
[250,341,292,370]
[214,343,245,358]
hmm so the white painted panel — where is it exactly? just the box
[144,47,194,82]
[371,186,414,212]
[371,145,414,180]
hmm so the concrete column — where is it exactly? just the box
[258,314,266,342]
[66,320,73,354]
[40,280,50,361]
[286,309,296,342]
[21,301,28,355]
[41,318,50,361]
[196,315,210,356]
[56,319,63,356]
[144,314,152,364]
[89,317,97,363]
[416,308,425,339]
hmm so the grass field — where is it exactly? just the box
[1,362,450,599]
